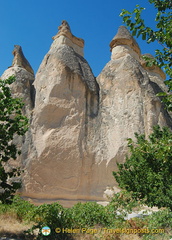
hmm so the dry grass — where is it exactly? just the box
[0,214,168,240]
[119,235,141,240]
[0,215,143,240]
[0,213,33,239]
[0,214,142,240]
[74,233,141,240]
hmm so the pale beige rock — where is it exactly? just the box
[1,66,35,183]
[21,21,101,206]
[5,24,171,207]
[94,27,171,200]
[52,20,84,56]
[103,186,121,200]
[11,45,34,75]
[97,43,171,166]
[1,66,35,115]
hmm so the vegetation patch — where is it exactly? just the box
[0,195,171,240]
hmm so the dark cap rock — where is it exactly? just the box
[110,26,141,56]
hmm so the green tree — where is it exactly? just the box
[113,126,172,210]
[120,0,172,110]
[0,76,28,204]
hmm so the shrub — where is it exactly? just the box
[27,202,71,240]
[68,201,113,228]
[10,195,36,222]
[113,126,172,210]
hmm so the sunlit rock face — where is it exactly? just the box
[21,20,101,206]
[1,49,35,177]
[2,23,171,207]
[97,26,171,160]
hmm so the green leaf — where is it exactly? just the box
[142,32,147,40]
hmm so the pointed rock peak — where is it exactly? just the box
[141,54,166,79]
[12,45,34,75]
[58,20,72,34]
[52,20,84,52]
[110,26,141,56]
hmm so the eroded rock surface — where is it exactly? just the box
[1,56,35,178]
[11,45,34,75]
[21,21,100,206]
[2,23,171,207]
[96,26,172,170]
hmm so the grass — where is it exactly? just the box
[0,209,142,240]
[0,214,170,240]
[0,217,142,240]
[0,213,33,239]
[0,195,172,240]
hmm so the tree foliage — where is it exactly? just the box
[120,0,172,110]
[0,76,28,203]
[113,126,172,210]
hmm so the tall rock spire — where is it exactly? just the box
[1,45,35,182]
[1,45,35,112]
[96,25,172,190]
[22,21,100,206]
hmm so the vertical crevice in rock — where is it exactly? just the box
[85,88,100,118]
[84,88,89,139]
[45,54,50,65]
[30,80,36,108]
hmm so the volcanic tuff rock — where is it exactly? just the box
[1,48,35,173]
[1,22,172,207]
[110,25,141,55]
[96,27,172,166]
[12,45,34,75]
[52,20,85,57]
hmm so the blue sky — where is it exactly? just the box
[0,0,159,77]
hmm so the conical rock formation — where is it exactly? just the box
[1,46,35,175]
[96,26,172,165]
[22,21,100,206]
[2,23,171,207]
